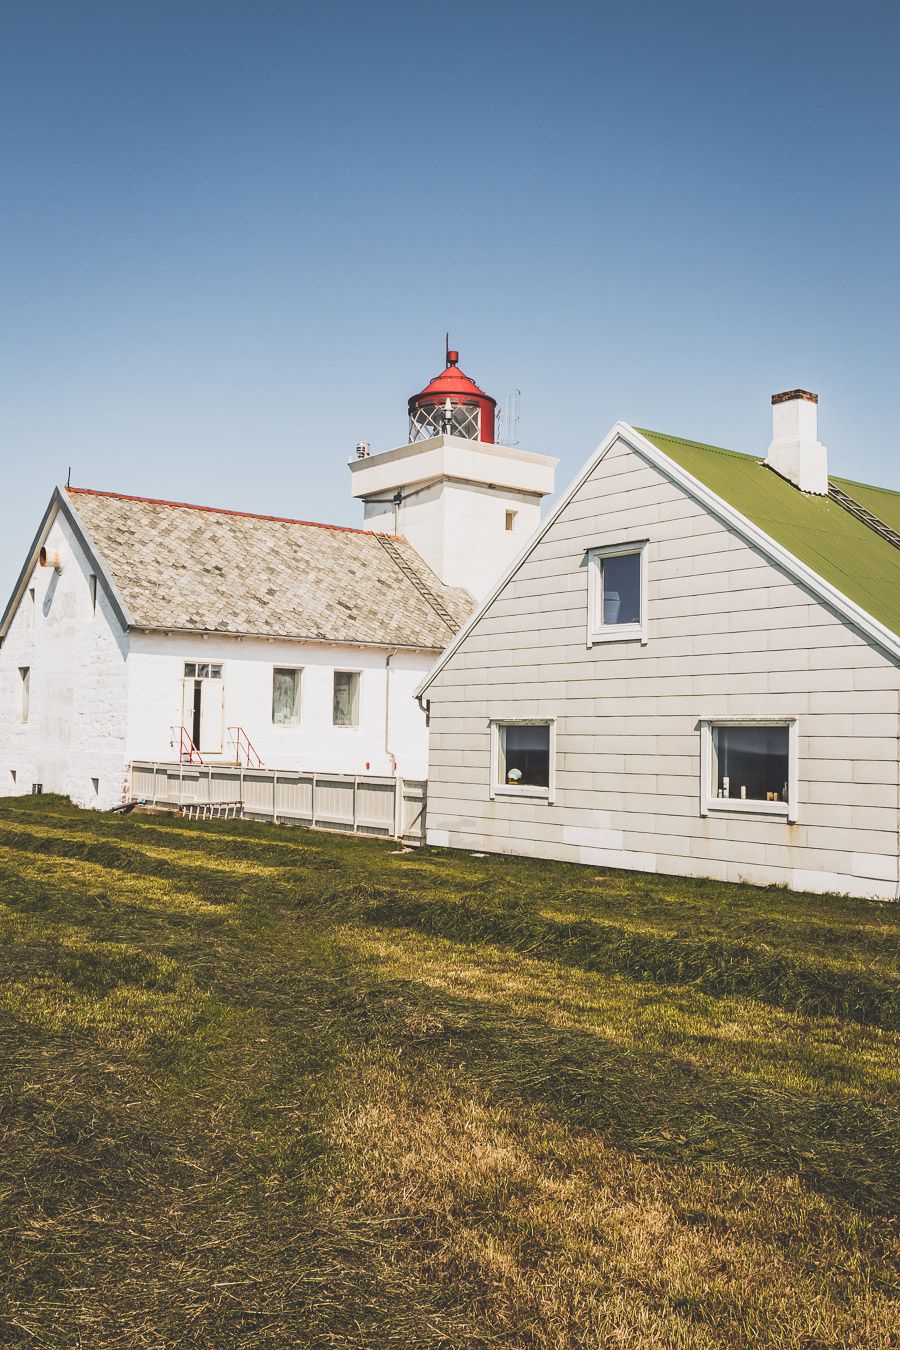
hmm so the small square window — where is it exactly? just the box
[491,721,555,801]
[184,662,197,677]
[18,668,30,724]
[587,543,648,646]
[333,671,360,727]
[273,668,302,725]
[701,720,797,821]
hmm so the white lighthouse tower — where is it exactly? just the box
[349,349,557,599]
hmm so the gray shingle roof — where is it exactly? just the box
[67,489,474,648]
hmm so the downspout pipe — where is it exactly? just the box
[385,648,398,775]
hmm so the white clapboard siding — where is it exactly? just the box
[425,434,900,900]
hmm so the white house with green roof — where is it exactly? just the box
[417,390,900,900]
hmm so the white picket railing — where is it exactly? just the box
[129,761,426,845]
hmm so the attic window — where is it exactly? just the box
[587,542,648,646]
[26,588,35,629]
[89,575,97,615]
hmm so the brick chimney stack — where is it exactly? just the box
[766,389,828,495]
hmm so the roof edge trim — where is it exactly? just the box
[130,625,443,652]
[0,493,62,640]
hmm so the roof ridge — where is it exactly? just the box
[65,487,401,539]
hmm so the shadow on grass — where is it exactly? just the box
[312,883,900,1033]
[326,969,900,1220]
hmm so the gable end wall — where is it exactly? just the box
[424,435,900,899]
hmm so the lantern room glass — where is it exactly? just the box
[409,400,481,442]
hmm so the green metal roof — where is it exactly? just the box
[634,429,900,644]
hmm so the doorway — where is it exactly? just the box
[182,662,224,754]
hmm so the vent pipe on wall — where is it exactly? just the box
[766,389,828,495]
[39,546,64,573]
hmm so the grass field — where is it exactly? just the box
[1,795,899,1348]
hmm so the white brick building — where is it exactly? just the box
[417,391,900,900]
[0,351,556,815]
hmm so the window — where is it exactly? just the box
[587,542,648,646]
[490,720,555,801]
[91,777,99,796]
[89,574,97,616]
[333,670,360,727]
[184,662,222,679]
[26,588,35,629]
[18,668,30,723]
[505,510,517,532]
[700,719,798,821]
[272,667,302,725]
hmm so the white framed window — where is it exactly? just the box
[184,662,222,679]
[587,541,648,646]
[18,667,30,723]
[333,670,360,727]
[700,718,798,822]
[489,719,556,802]
[272,667,302,725]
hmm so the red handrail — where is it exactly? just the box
[173,725,204,764]
[228,726,264,769]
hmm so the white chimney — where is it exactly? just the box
[766,389,828,495]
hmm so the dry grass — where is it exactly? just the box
[0,795,898,1348]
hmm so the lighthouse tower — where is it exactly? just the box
[349,350,557,600]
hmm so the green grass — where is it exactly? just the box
[1,796,899,1348]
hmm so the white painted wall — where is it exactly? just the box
[423,432,900,901]
[363,479,544,600]
[351,434,557,599]
[126,632,433,779]
[0,512,130,809]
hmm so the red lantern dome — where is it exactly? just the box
[408,349,496,444]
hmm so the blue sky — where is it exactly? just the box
[1,0,898,593]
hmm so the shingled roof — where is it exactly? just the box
[65,488,474,648]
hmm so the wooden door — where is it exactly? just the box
[199,680,224,753]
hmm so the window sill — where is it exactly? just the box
[705,798,790,818]
[492,785,551,802]
[588,624,646,646]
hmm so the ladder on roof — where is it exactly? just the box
[828,483,900,553]
[376,535,461,634]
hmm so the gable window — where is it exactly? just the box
[700,718,798,821]
[89,574,97,616]
[505,510,517,532]
[26,588,35,629]
[333,670,360,727]
[18,668,30,723]
[272,667,302,725]
[490,720,556,802]
[587,542,648,646]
